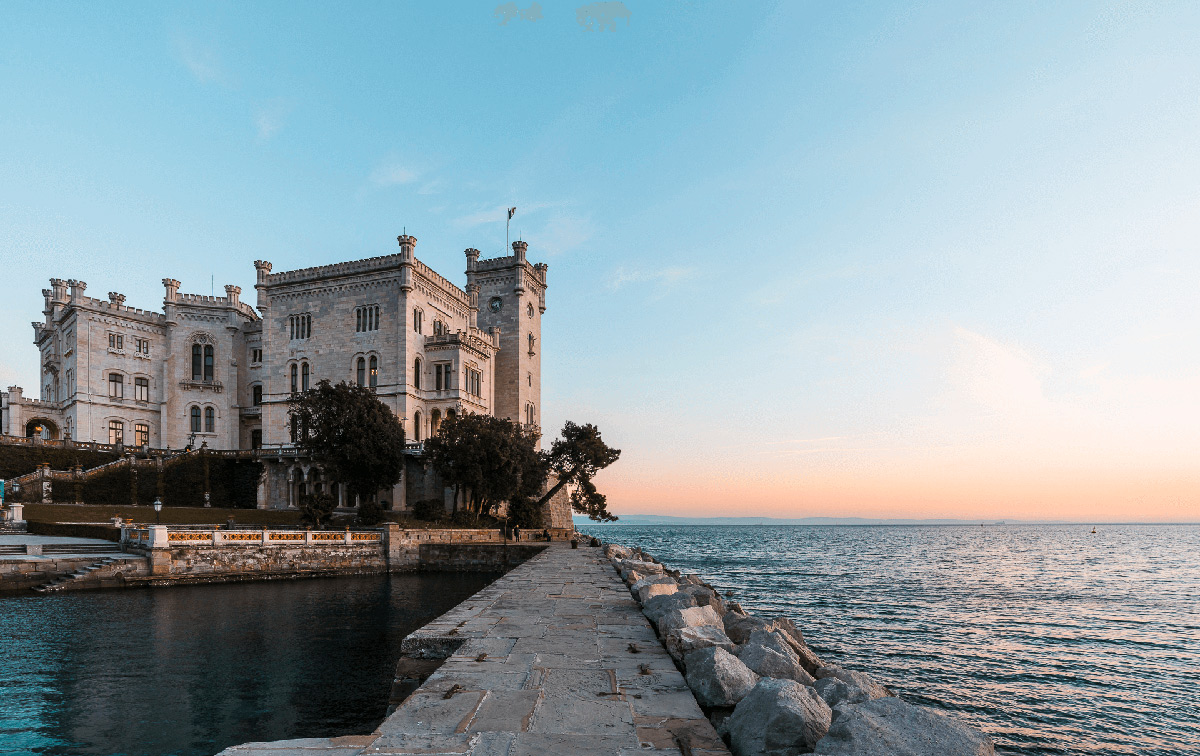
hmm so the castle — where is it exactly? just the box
[0,236,553,513]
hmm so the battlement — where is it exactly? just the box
[58,292,167,324]
[412,258,469,304]
[173,292,260,320]
[263,253,407,287]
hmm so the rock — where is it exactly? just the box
[604,543,632,560]
[723,610,772,644]
[664,625,734,661]
[736,639,816,686]
[815,666,890,700]
[635,580,678,604]
[772,618,824,674]
[680,573,706,586]
[815,677,872,710]
[683,647,759,707]
[642,591,699,625]
[657,605,724,636]
[616,559,663,579]
[726,678,832,756]
[678,584,727,616]
[630,573,674,595]
[813,696,994,756]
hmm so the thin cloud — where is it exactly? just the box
[607,265,698,292]
[453,201,562,228]
[175,35,221,84]
[526,214,595,256]
[254,98,292,141]
[370,155,419,187]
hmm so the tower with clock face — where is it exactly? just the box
[466,241,547,435]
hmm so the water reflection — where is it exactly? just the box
[0,572,497,756]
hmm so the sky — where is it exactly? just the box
[2,1,1198,522]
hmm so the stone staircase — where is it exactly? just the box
[32,555,146,593]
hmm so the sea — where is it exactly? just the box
[575,523,1200,756]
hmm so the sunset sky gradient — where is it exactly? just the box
[2,2,1198,521]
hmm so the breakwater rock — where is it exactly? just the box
[603,542,995,756]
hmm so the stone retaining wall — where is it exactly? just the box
[0,557,129,592]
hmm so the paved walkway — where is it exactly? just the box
[0,533,124,561]
[220,545,728,756]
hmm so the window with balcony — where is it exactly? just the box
[356,305,380,332]
[108,373,124,399]
[108,420,124,445]
[191,343,214,381]
[134,377,149,402]
[134,423,149,447]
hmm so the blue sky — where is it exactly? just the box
[3,1,1199,520]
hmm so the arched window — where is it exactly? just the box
[413,358,422,390]
[190,406,201,433]
[528,334,536,354]
[205,407,215,433]
[204,345,214,381]
[369,356,378,389]
[447,409,456,419]
[527,302,534,318]
[192,344,202,380]
[431,409,442,434]
[290,363,298,393]
[252,384,262,406]
[413,411,422,441]
[356,357,366,387]
[108,420,124,445]
[301,362,310,391]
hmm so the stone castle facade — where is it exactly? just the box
[1,236,558,516]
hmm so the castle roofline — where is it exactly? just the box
[262,251,470,305]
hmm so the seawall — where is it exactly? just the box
[219,543,730,756]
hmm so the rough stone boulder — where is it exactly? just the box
[815,666,890,700]
[724,612,822,675]
[813,696,994,756]
[604,543,632,560]
[633,577,678,604]
[616,559,663,580]
[683,647,760,708]
[735,631,816,686]
[657,604,724,636]
[642,591,699,625]
[678,584,727,616]
[664,625,734,661]
[815,677,872,710]
[726,678,832,756]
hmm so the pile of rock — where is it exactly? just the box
[604,543,995,756]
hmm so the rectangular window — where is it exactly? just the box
[289,314,312,340]
[108,420,124,445]
[252,384,262,406]
[192,344,202,380]
[251,429,262,449]
[355,305,381,333]
[134,423,149,447]
[465,368,482,397]
[108,333,125,350]
[203,345,214,382]
[108,373,124,399]
[252,348,262,363]
[66,370,73,396]
[134,377,149,402]
[204,407,215,433]
[134,338,149,355]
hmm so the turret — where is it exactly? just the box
[49,279,67,303]
[68,279,87,304]
[162,278,181,302]
[41,289,53,314]
[108,292,126,307]
[224,285,241,307]
[254,261,273,309]
[397,234,417,293]
[512,240,527,264]
[254,260,272,284]
[465,248,481,319]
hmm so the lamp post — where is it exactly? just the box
[153,498,163,524]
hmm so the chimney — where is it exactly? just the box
[108,292,126,307]
[162,279,181,303]
[224,285,241,307]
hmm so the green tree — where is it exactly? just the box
[537,421,621,522]
[425,413,545,520]
[288,380,406,526]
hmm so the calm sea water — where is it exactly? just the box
[0,572,497,756]
[576,524,1200,756]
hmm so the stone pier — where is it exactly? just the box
[219,544,728,756]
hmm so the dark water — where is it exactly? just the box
[0,573,497,756]
[576,524,1200,756]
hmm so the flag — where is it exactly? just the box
[508,207,517,220]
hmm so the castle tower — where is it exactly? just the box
[470,241,547,431]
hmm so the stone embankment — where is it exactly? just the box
[606,542,996,756]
